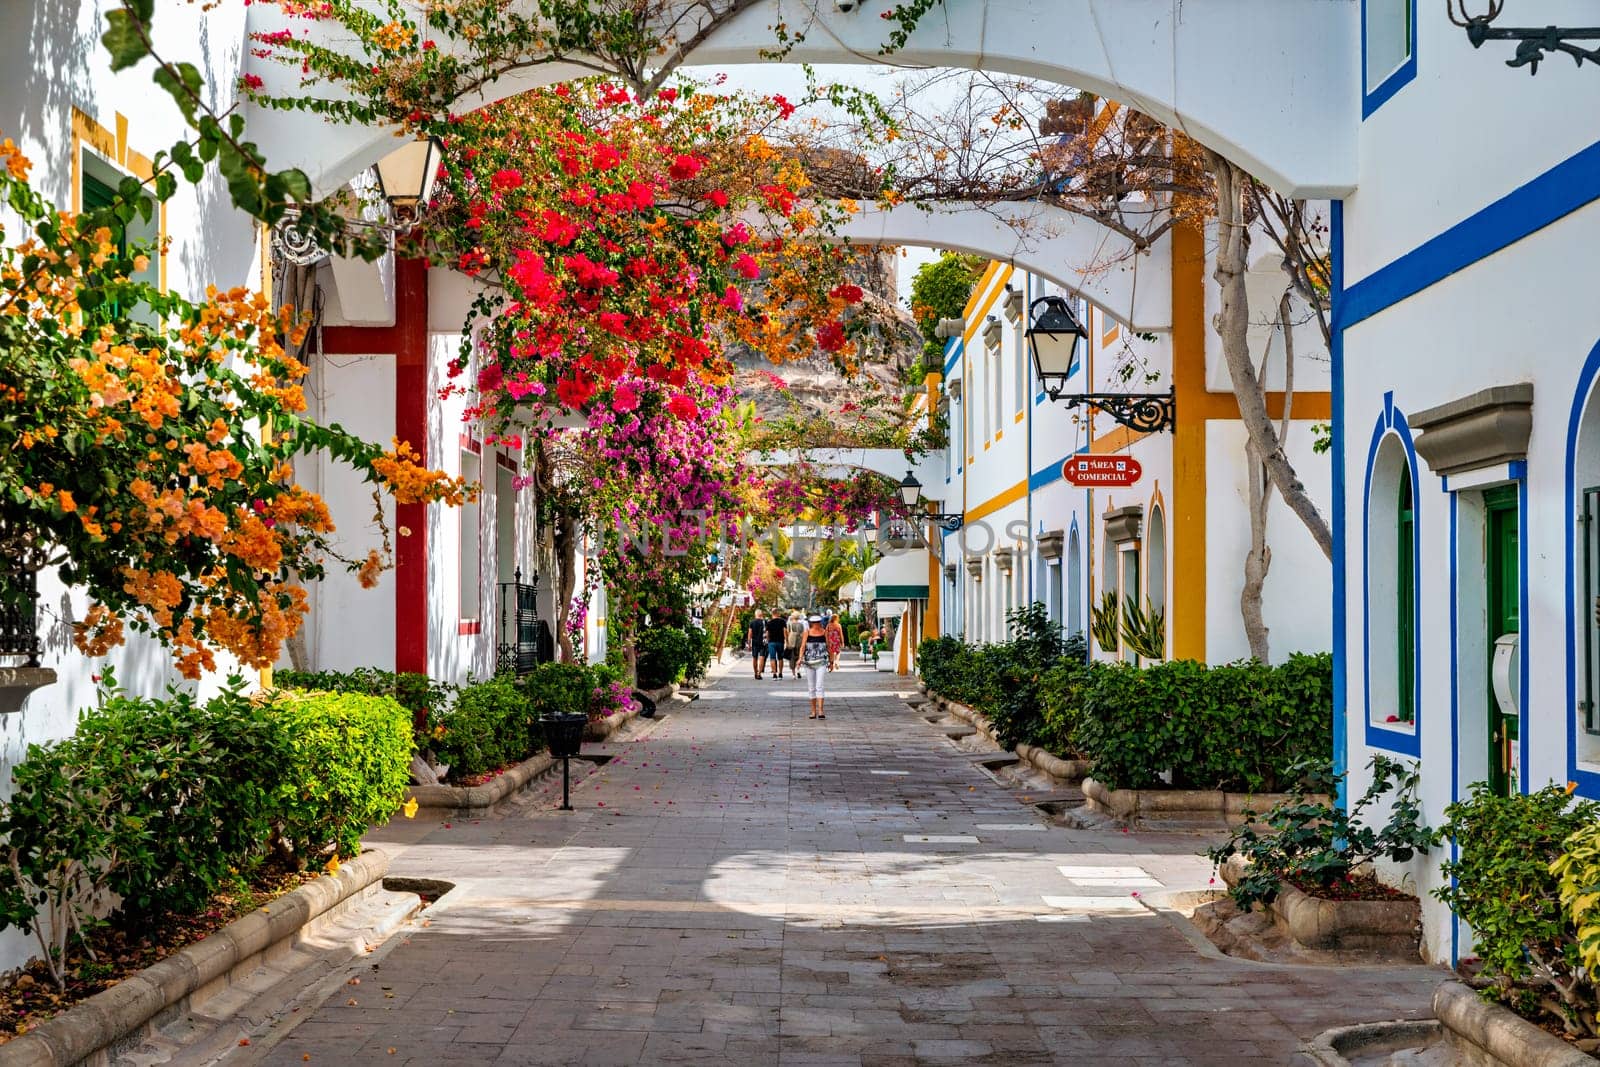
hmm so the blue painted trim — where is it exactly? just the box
[1361,392,1422,757]
[1339,137,1600,332]
[1331,201,1349,809]
[1565,338,1600,798]
[1028,443,1093,493]
[1361,0,1417,118]
[1448,491,1460,967]
[942,337,963,376]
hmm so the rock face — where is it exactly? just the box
[729,247,923,425]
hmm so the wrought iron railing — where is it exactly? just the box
[0,519,43,667]
[496,569,547,677]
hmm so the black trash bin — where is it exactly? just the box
[541,713,588,809]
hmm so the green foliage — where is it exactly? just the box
[432,676,540,780]
[270,691,414,865]
[1075,654,1333,792]
[637,625,695,689]
[1209,755,1439,911]
[908,253,982,366]
[681,624,714,684]
[1089,590,1121,655]
[524,662,598,719]
[1556,821,1600,984]
[274,668,455,739]
[0,678,412,988]
[1036,642,1094,757]
[1119,596,1166,661]
[1437,783,1600,1033]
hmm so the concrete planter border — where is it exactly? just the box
[0,850,390,1067]
[1432,980,1595,1066]
[1082,777,1312,827]
[406,752,556,810]
[1216,854,1421,955]
[584,703,641,742]
[933,699,1091,782]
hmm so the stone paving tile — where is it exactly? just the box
[236,657,1445,1066]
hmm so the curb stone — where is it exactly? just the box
[1083,777,1318,828]
[1432,980,1596,1066]
[931,698,1090,783]
[0,850,390,1067]
[405,752,557,810]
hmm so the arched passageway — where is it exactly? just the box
[242,0,1358,200]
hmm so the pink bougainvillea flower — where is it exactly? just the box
[720,285,744,313]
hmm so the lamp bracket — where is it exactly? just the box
[1044,387,1176,434]
[1450,3,1600,73]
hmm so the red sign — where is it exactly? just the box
[1062,455,1143,487]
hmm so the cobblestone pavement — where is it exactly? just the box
[241,657,1445,1066]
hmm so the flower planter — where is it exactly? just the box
[1082,777,1314,828]
[583,702,641,741]
[1432,981,1596,1066]
[0,851,391,1067]
[1218,855,1421,955]
[405,752,557,811]
[874,651,895,672]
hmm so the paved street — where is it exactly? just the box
[244,657,1444,1066]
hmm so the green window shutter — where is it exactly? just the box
[1397,472,1415,722]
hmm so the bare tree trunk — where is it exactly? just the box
[1240,292,1298,662]
[554,512,578,663]
[1207,150,1332,562]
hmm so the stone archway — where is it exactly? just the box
[242,0,1357,201]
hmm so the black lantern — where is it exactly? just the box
[898,471,963,533]
[1027,294,1175,434]
[1025,295,1087,389]
[374,137,444,217]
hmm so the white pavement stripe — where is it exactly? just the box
[1067,876,1163,888]
[1057,865,1157,880]
[904,835,980,844]
[869,770,911,776]
[1040,895,1149,912]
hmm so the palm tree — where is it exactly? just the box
[808,537,876,606]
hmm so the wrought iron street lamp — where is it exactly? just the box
[898,472,964,533]
[1447,0,1600,73]
[1025,295,1176,434]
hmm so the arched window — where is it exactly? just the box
[1570,356,1600,770]
[1147,505,1167,659]
[1364,412,1420,751]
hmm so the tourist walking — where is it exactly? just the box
[786,609,805,681]
[764,612,787,678]
[801,614,831,718]
[748,612,767,678]
[824,613,844,670]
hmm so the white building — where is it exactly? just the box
[933,252,1332,669]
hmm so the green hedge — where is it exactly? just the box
[432,676,541,779]
[1075,653,1332,792]
[274,667,453,736]
[637,625,695,689]
[0,676,414,972]
[919,630,1332,792]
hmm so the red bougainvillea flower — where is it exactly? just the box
[816,322,846,352]
[732,253,760,280]
[829,283,864,304]
[669,154,704,181]
[708,189,729,208]
[491,168,524,193]
[611,384,640,412]
[666,394,700,421]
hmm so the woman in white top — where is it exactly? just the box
[800,615,831,719]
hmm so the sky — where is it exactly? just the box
[683,62,947,309]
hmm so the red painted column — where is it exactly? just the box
[323,257,431,675]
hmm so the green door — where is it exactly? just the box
[1485,486,1520,796]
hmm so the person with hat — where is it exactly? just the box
[800,614,831,718]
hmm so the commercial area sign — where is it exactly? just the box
[1062,455,1143,488]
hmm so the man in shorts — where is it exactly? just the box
[749,612,767,678]
[765,612,788,678]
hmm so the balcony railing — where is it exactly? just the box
[496,569,550,677]
[0,520,43,667]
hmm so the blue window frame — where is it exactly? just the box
[1363,0,1417,116]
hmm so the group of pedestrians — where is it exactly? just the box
[747,609,845,719]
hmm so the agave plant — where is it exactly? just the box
[1089,590,1122,655]
[1120,596,1167,661]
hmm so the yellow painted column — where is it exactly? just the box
[924,372,943,641]
[1171,222,1208,662]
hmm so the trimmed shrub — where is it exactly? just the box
[525,662,596,719]
[270,691,414,864]
[1076,654,1332,792]
[1437,783,1600,1030]
[433,676,538,780]
[637,625,694,689]
[274,667,454,737]
[682,624,714,684]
